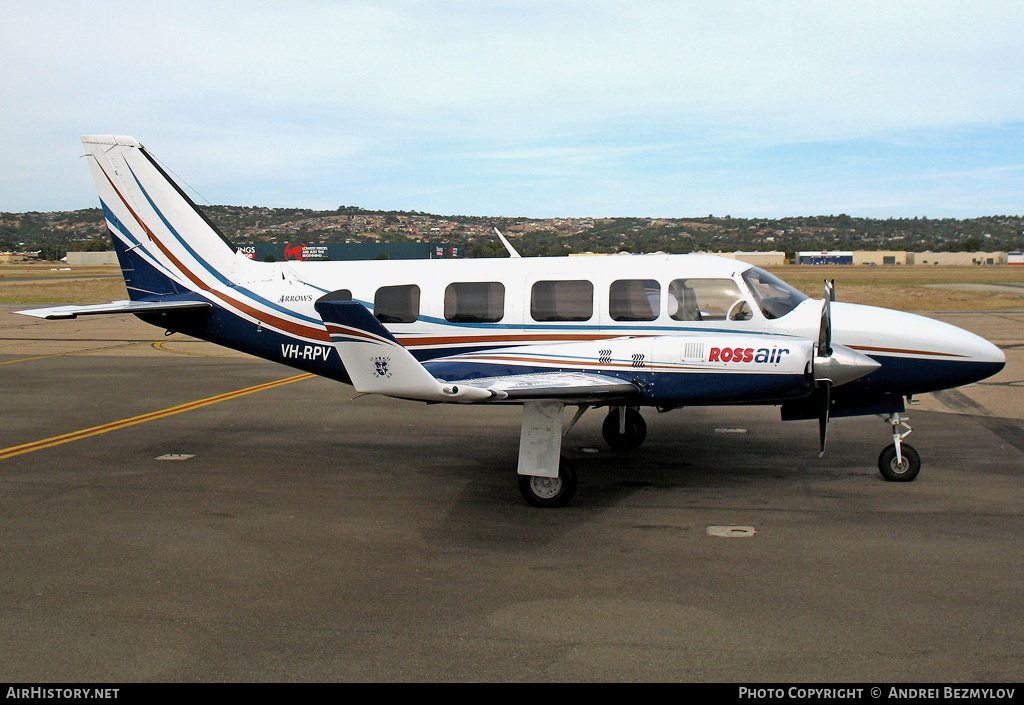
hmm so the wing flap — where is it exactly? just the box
[16,300,212,320]
[456,371,639,402]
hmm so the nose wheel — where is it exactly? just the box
[878,443,920,481]
[878,412,920,482]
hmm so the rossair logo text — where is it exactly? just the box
[709,346,789,363]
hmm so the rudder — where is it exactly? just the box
[81,135,253,301]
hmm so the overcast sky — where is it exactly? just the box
[2,1,1022,218]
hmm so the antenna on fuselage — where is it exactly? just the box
[494,228,521,258]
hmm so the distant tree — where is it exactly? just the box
[70,239,110,251]
[959,235,982,252]
[37,243,65,260]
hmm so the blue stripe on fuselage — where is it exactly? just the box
[844,354,1005,397]
[424,360,810,404]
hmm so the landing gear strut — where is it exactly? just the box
[878,412,920,482]
[602,406,647,451]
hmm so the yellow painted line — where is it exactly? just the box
[0,341,147,366]
[0,372,316,461]
[150,340,242,358]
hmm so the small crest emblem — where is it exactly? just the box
[371,356,392,378]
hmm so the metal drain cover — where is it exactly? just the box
[706,525,756,537]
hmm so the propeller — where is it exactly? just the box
[815,280,836,455]
[808,279,879,456]
[818,377,831,456]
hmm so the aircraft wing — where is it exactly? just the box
[16,300,212,320]
[452,371,639,402]
[315,297,639,404]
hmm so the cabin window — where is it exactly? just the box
[609,279,660,321]
[444,282,505,323]
[318,289,352,302]
[669,278,751,321]
[531,280,594,322]
[374,284,420,323]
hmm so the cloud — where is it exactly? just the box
[2,1,1023,216]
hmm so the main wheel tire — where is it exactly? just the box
[878,443,921,482]
[602,408,647,451]
[518,458,577,508]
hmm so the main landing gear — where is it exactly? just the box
[877,412,920,482]
[515,403,649,508]
[515,403,923,506]
[601,406,647,451]
[518,458,578,508]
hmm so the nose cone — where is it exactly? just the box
[946,333,1006,388]
[831,303,1005,394]
[814,343,882,387]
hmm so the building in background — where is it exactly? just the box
[64,251,119,265]
[236,242,462,262]
[907,251,1007,266]
[798,251,854,265]
[852,251,908,265]
[716,251,788,267]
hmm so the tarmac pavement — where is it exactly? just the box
[1,307,1022,682]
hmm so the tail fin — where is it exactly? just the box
[81,135,249,301]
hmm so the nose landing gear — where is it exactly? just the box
[878,412,920,482]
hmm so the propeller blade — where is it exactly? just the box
[818,293,832,358]
[816,281,836,455]
[818,380,832,456]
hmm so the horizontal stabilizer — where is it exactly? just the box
[315,298,495,402]
[16,299,212,320]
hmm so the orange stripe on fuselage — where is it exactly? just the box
[439,353,699,373]
[398,332,643,348]
[848,344,966,359]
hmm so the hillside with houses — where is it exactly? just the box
[2,206,1022,261]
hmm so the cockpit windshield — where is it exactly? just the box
[741,267,809,319]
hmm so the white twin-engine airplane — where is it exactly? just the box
[19,136,1007,507]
